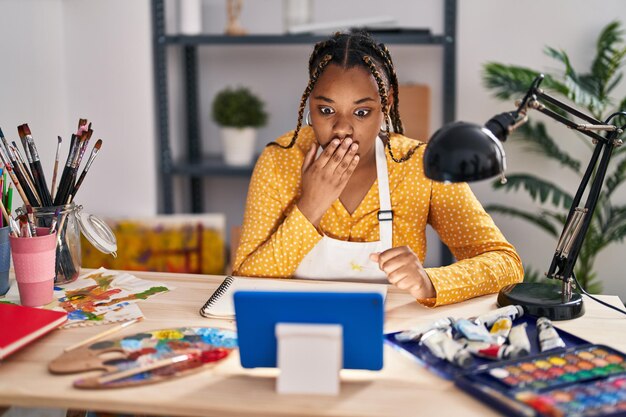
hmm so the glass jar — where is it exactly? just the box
[17,203,117,285]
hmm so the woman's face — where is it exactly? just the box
[309,64,386,160]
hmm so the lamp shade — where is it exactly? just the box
[423,121,506,183]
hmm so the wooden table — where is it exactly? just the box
[1,271,625,417]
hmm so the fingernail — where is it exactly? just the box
[332,139,340,146]
[351,143,358,151]
[344,138,352,146]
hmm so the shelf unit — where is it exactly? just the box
[151,0,457,264]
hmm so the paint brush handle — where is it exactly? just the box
[95,353,194,385]
[54,165,74,206]
[30,160,53,206]
[64,318,142,352]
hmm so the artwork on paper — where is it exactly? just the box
[81,214,226,275]
[1,267,173,328]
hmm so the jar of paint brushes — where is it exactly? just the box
[16,203,116,284]
[16,203,81,284]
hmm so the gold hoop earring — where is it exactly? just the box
[380,115,388,131]
[306,111,312,126]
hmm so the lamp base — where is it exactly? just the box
[497,283,585,321]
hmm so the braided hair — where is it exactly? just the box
[268,31,420,163]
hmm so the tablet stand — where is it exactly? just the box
[275,323,342,395]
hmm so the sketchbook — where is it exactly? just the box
[199,276,388,319]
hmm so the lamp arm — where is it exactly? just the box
[546,137,616,287]
[528,100,608,144]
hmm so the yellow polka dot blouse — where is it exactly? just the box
[233,126,523,307]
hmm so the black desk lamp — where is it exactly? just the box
[423,74,625,320]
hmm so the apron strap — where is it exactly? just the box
[375,138,393,250]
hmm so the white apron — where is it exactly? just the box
[294,138,393,283]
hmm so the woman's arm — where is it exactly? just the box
[233,148,322,277]
[423,181,524,307]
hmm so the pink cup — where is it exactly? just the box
[10,229,57,307]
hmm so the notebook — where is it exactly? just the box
[0,303,67,360]
[199,276,388,319]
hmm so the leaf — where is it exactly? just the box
[484,204,560,237]
[492,174,574,209]
[545,47,606,116]
[604,156,626,197]
[482,63,569,100]
[591,21,626,101]
[513,122,581,173]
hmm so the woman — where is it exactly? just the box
[233,31,523,306]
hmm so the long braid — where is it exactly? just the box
[359,36,404,135]
[268,54,333,149]
[378,44,404,135]
[363,56,418,163]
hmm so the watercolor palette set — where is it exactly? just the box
[386,315,626,417]
[456,344,626,417]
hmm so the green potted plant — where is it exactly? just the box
[212,86,268,166]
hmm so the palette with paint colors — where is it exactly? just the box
[456,344,626,417]
[49,327,237,389]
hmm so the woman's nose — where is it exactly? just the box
[332,115,353,139]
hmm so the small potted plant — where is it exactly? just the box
[212,87,268,166]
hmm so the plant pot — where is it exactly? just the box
[221,127,257,166]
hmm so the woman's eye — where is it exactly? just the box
[354,109,370,117]
[319,106,334,115]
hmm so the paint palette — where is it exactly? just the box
[49,327,237,389]
[456,344,626,417]
[486,346,626,391]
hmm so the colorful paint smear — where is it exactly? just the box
[71,327,237,389]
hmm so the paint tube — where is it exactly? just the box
[395,317,454,342]
[536,317,565,352]
[453,318,495,344]
[463,340,522,360]
[489,317,512,345]
[420,328,473,368]
[508,323,531,357]
[473,305,524,327]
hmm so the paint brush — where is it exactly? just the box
[9,143,41,206]
[54,131,85,206]
[51,136,62,200]
[71,139,102,200]
[0,130,37,206]
[64,317,143,352]
[94,353,197,385]
[0,145,35,207]
[19,124,53,206]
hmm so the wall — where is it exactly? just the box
[0,0,156,218]
[1,0,625,300]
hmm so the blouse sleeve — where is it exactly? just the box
[422,181,524,307]
[233,148,322,277]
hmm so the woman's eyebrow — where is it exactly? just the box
[313,95,334,103]
[354,97,375,104]
[313,96,375,104]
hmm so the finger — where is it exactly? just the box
[339,154,359,184]
[380,252,414,275]
[326,138,353,173]
[316,139,341,167]
[369,252,380,263]
[386,267,410,285]
[335,142,359,176]
[302,143,317,173]
[378,246,420,267]
[330,138,359,176]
